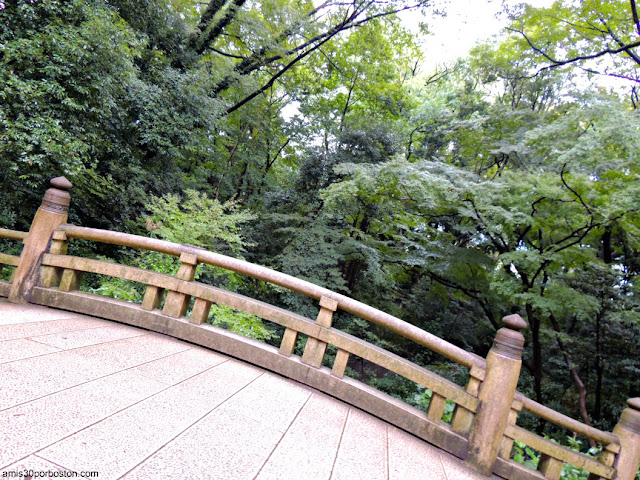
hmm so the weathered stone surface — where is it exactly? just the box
[1,304,497,480]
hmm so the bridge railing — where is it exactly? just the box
[0,227,26,282]
[1,177,639,480]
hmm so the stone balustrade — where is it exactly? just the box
[1,177,639,480]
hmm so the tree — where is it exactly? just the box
[502,1,640,104]
[1,0,431,232]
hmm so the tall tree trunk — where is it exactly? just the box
[548,312,596,447]
[526,303,546,435]
[602,225,612,263]
[594,308,604,421]
[526,303,544,405]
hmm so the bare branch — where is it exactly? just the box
[507,26,640,72]
[560,163,592,216]
[631,0,640,36]
[224,30,336,115]
[208,47,245,59]
[598,17,640,65]
[424,67,452,85]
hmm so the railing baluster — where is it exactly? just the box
[498,399,523,459]
[141,285,164,310]
[331,348,350,378]
[279,328,298,357]
[586,443,618,480]
[451,365,484,435]
[301,295,338,368]
[538,454,564,480]
[162,252,198,318]
[190,298,212,325]
[427,393,447,423]
[59,268,83,292]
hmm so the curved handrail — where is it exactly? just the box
[4,177,638,480]
[515,393,619,447]
[59,224,486,369]
[0,228,28,241]
[58,223,621,448]
[52,223,624,451]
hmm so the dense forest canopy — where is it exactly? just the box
[1,0,639,453]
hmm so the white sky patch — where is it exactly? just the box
[400,0,556,71]
[281,100,300,122]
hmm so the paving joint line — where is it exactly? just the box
[115,370,268,480]
[30,359,232,467]
[386,424,390,480]
[0,342,204,412]
[252,388,315,480]
[329,405,351,479]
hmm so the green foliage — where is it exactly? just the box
[511,440,539,471]
[87,275,143,302]
[207,304,276,342]
[146,189,255,253]
[501,0,640,87]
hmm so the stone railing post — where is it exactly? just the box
[612,398,640,480]
[162,252,198,318]
[301,295,338,367]
[8,177,72,304]
[466,314,527,476]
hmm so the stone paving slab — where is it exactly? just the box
[222,370,312,432]
[69,333,192,371]
[0,370,167,467]
[0,300,499,480]
[0,316,111,341]
[31,323,146,350]
[0,349,121,410]
[37,361,263,479]
[130,346,229,385]
[331,409,388,480]
[255,392,350,480]
[0,338,61,364]
[388,424,451,480]
[121,407,285,480]
[0,301,82,325]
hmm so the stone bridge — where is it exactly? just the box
[1,178,639,480]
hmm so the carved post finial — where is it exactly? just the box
[493,314,527,360]
[502,314,527,331]
[466,314,527,476]
[627,398,640,411]
[40,176,72,215]
[50,176,73,190]
[8,176,73,303]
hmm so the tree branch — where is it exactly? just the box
[507,26,640,72]
[191,0,247,55]
[224,30,336,115]
[560,163,592,216]
[548,311,596,445]
[211,1,426,96]
[631,0,640,37]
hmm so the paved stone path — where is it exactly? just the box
[0,300,494,480]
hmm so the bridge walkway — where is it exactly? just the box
[0,301,493,480]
